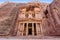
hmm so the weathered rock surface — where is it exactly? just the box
[0,3,18,36]
[46,0,60,35]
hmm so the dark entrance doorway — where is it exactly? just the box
[28,28,32,35]
[28,23,32,35]
[23,23,37,36]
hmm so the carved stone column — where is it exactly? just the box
[37,23,41,35]
[36,23,38,35]
[22,23,24,36]
[26,23,28,36]
[32,23,34,36]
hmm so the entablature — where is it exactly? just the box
[18,18,43,23]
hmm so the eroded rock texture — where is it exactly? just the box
[0,3,18,36]
[46,0,60,35]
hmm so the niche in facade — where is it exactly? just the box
[44,10,48,18]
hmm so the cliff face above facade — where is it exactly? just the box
[46,0,60,35]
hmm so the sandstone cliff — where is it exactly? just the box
[46,0,60,35]
[0,3,18,36]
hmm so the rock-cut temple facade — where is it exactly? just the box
[0,0,60,36]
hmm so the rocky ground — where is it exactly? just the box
[0,36,60,40]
